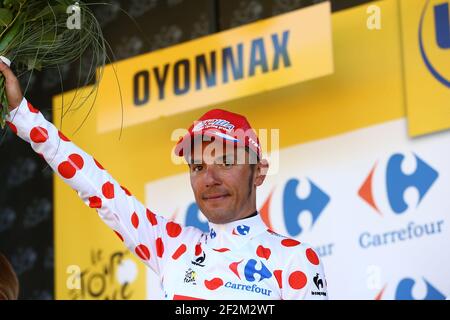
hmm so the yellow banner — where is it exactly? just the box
[401,0,450,136]
[96,2,333,133]
[53,88,147,300]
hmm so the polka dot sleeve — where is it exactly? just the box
[280,244,328,300]
[6,97,201,278]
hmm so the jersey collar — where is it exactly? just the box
[205,212,268,249]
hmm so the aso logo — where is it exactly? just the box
[419,0,450,87]
[358,153,438,215]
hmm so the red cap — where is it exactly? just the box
[174,109,261,161]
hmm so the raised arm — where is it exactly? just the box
[0,61,199,278]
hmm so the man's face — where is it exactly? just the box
[188,140,266,224]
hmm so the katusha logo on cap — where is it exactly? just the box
[192,119,235,132]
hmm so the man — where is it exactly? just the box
[0,60,328,300]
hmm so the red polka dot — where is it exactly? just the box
[204,278,223,290]
[166,222,182,238]
[102,182,114,199]
[30,126,48,143]
[156,238,164,258]
[256,245,271,260]
[131,212,139,228]
[281,239,301,247]
[195,243,202,256]
[6,121,17,134]
[146,209,157,226]
[306,248,319,265]
[58,161,76,179]
[213,248,230,253]
[37,153,44,160]
[274,270,283,288]
[68,154,84,170]
[172,244,187,260]
[88,196,102,208]
[135,244,150,260]
[58,131,70,141]
[121,186,131,196]
[288,271,307,290]
[27,101,39,113]
[114,231,124,242]
[94,158,104,170]
[58,153,84,179]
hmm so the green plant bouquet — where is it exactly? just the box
[0,0,106,128]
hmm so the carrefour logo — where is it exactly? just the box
[224,259,273,297]
[358,152,443,249]
[243,259,272,282]
[232,225,251,236]
[396,278,446,300]
[359,153,438,216]
[377,277,446,300]
[419,0,450,87]
[283,178,330,236]
[185,203,209,232]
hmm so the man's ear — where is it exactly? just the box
[254,159,269,187]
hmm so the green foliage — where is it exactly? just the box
[0,0,107,129]
[0,8,13,26]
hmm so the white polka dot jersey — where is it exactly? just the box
[5,98,328,300]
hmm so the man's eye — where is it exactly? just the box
[192,165,203,172]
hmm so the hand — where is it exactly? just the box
[0,60,23,111]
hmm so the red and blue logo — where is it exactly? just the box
[359,153,438,215]
[229,258,273,282]
[232,225,251,236]
[377,277,446,300]
[185,202,209,232]
[396,277,446,300]
[243,259,272,282]
[282,178,330,236]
